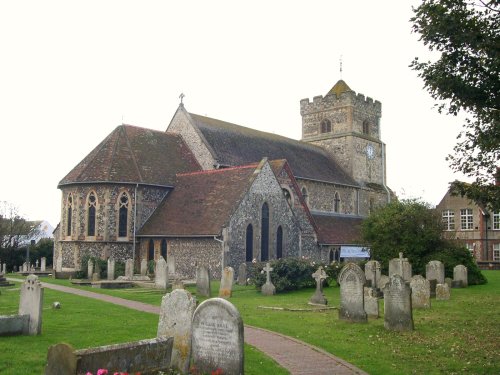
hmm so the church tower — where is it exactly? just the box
[300,80,385,188]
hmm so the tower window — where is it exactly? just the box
[320,119,331,133]
[363,120,370,135]
[87,191,97,237]
[67,194,73,236]
[118,192,129,237]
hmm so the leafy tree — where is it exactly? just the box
[410,0,500,211]
[361,199,486,284]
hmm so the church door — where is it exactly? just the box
[261,203,269,261]
[148,239,155,261]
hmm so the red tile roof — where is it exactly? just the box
[59,125,201,187]
[313,214,364,245]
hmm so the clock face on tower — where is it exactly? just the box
[366,144,375,159]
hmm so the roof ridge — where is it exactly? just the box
[121,125,144,183]
[177,164,258,177]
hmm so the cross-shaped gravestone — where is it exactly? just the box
[261,262,276,296]
[309,266,328,305]
[263,262,273,284]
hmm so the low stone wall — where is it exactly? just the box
[45,337,173,375]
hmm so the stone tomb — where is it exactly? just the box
[309,266,328,305]
[388,252,412,282]
[453,265,468,288]
[261,262,276,296]
[237,263,247,285]
[426,260,445,285]
[157,289,197,374]
[196,265,211,298]
[219,266,234,298]
[384,274,414,332]
[436,283,450,300]
[191,298,244,375]
[410,275,431,309]
[155,256,169,290]
[338,263,367,323]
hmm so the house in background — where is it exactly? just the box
[436,186,500,270]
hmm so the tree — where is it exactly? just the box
[410,0,500,211]
[361,199,486,284]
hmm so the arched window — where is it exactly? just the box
[87,192,97,236]
[160,239,167,260]
[301,186,309,206]
[246,224,253,262]
[320,119,332,133]
[276,226,283,259]
[118,192,129,237]
[333,192,341,213]
[363,120,370,135]
[282,188,292,206]
[261,203,269,261]
[66,194,73,236]
[329,249,334,263]
[148,239,155,261]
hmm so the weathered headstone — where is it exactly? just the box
[453,265,468,287]
[219,266,234,298]
[87,259,94,280]
[364,260,381,288]
[19,274,44,335]
[125,259,134,279]
[41,257,46,272]
[167,254,176,279]
[107,257,115,281]
[429,279,438,298]
[155,256,169,290]
[363,287,379,318]
[444,277,452,288]
[338,263,367,323]
[191,298,244,375]
[2,263,6,274]
[426,260,445,284]
[35,259,39,269]
[23,262,28,272]
[157,289,197,374]
[237,263,247,285]
[388,252,412,282]
[436,283,450,300]
[410,275,431,309]
[56,257,62,272]
[261,262,276,296]
[172,279,185,290]
[196,265,211,298]
[378,274,390,289]
[384,274,413,331]
[309,266,328,305]
[140,259,147,277]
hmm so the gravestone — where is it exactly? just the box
[388,252,412,282]
[453,265,468,287]
[167,254,176,279]
[155,256,169,290]
[445,277,452,288]
[56,257,62,272]
[172,279,184,290]
[36,259,39,269]
[364,260,381,288]
[363,287,379,318]
[196,265,211,298]
[87,259,94,280]
[218,266,234,298]
[237,263,247,285]
[41,257,46,272]
[410,275,431,309]
[107,258,115,281]
[2,263,6,274]
[378,274,390,289]
[436,283,450,300]
[191,298,244,375]
[429,279,438,298]
[309,266,328,305]
[261,262,276,296]
[125,259,134,279]
[19,274,44,335]
[157,289,197,374]
[384,274,414,331]
[23,262,28,272]
[338,263,367,323]
[426,260,445,284]
[140,259,147,276]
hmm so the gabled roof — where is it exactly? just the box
[139,163,263,236]
[188,112,358,186]
[59,125,201,187]
[312,213,364,245]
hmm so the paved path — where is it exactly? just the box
[9,278,368,375]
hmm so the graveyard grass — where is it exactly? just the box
[4,271,500,374]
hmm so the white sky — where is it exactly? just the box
[0,0,470,227]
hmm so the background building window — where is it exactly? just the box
[466,243,474,258]
[118,192,129,237]
[320,119,331,133]
[442,210,455,230]
[493,244,500,261]
[87,192,97,236]
[460,208,473,230]
[493,212,500,230]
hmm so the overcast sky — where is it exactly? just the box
[0,0,470,226]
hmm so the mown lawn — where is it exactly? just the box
[5,271,500,374]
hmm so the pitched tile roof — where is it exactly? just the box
[139,164,261,236]
[312,213,364,245]
[59,125,201,187]
[188,113,358,186]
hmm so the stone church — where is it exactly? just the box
[54,80,393,278]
